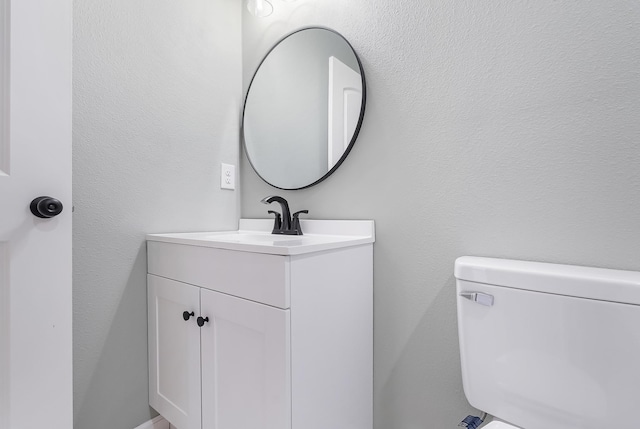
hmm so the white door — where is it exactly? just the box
[200,288,291,429]
[327,56,362,170]
[148,275,202,429]
[0,0,72,428]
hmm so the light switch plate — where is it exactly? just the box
[220,163,235,190]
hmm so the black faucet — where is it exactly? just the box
[261,195,308,235]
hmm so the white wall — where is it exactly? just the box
[73,0,241,428]
[241,0,640,427]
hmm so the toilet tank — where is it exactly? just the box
[455,257,640,429]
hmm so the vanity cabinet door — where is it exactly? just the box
[200,288,291,429]
[148,275,202,429]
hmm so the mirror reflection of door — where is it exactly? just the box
[328,56,362,170]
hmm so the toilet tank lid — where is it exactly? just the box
[455,256,640,306]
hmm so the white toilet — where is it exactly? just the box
[455,256,640,429]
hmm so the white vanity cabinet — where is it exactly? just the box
[148,275,290,429]
[147,220,374,429]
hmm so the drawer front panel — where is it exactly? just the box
[148,241,290,309]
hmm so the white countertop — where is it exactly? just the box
[146,219,375,255]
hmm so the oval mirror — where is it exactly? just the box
[242,27,366,190]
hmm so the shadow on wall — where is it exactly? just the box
[375,277,476,428]
[74,244,155,428]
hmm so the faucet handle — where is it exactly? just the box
[267,210,282,233]
[291,210,308,235]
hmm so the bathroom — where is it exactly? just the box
[2,0,639,428]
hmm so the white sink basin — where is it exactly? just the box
[147,219,375,255]
[192,232,318,246]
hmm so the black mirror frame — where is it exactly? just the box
[242,27,367,190]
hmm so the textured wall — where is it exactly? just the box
[241,1,640,427]
[73,0,241,428]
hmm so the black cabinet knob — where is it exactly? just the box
[30,196,63,218]
[197,316,209,327]
[183,311,194,321]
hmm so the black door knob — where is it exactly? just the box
[183,311,194,321]
[30,196,63,218]
[197,316,209,327]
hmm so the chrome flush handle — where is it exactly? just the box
[460,292,494,307]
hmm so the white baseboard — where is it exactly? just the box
[133,415,172,429]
